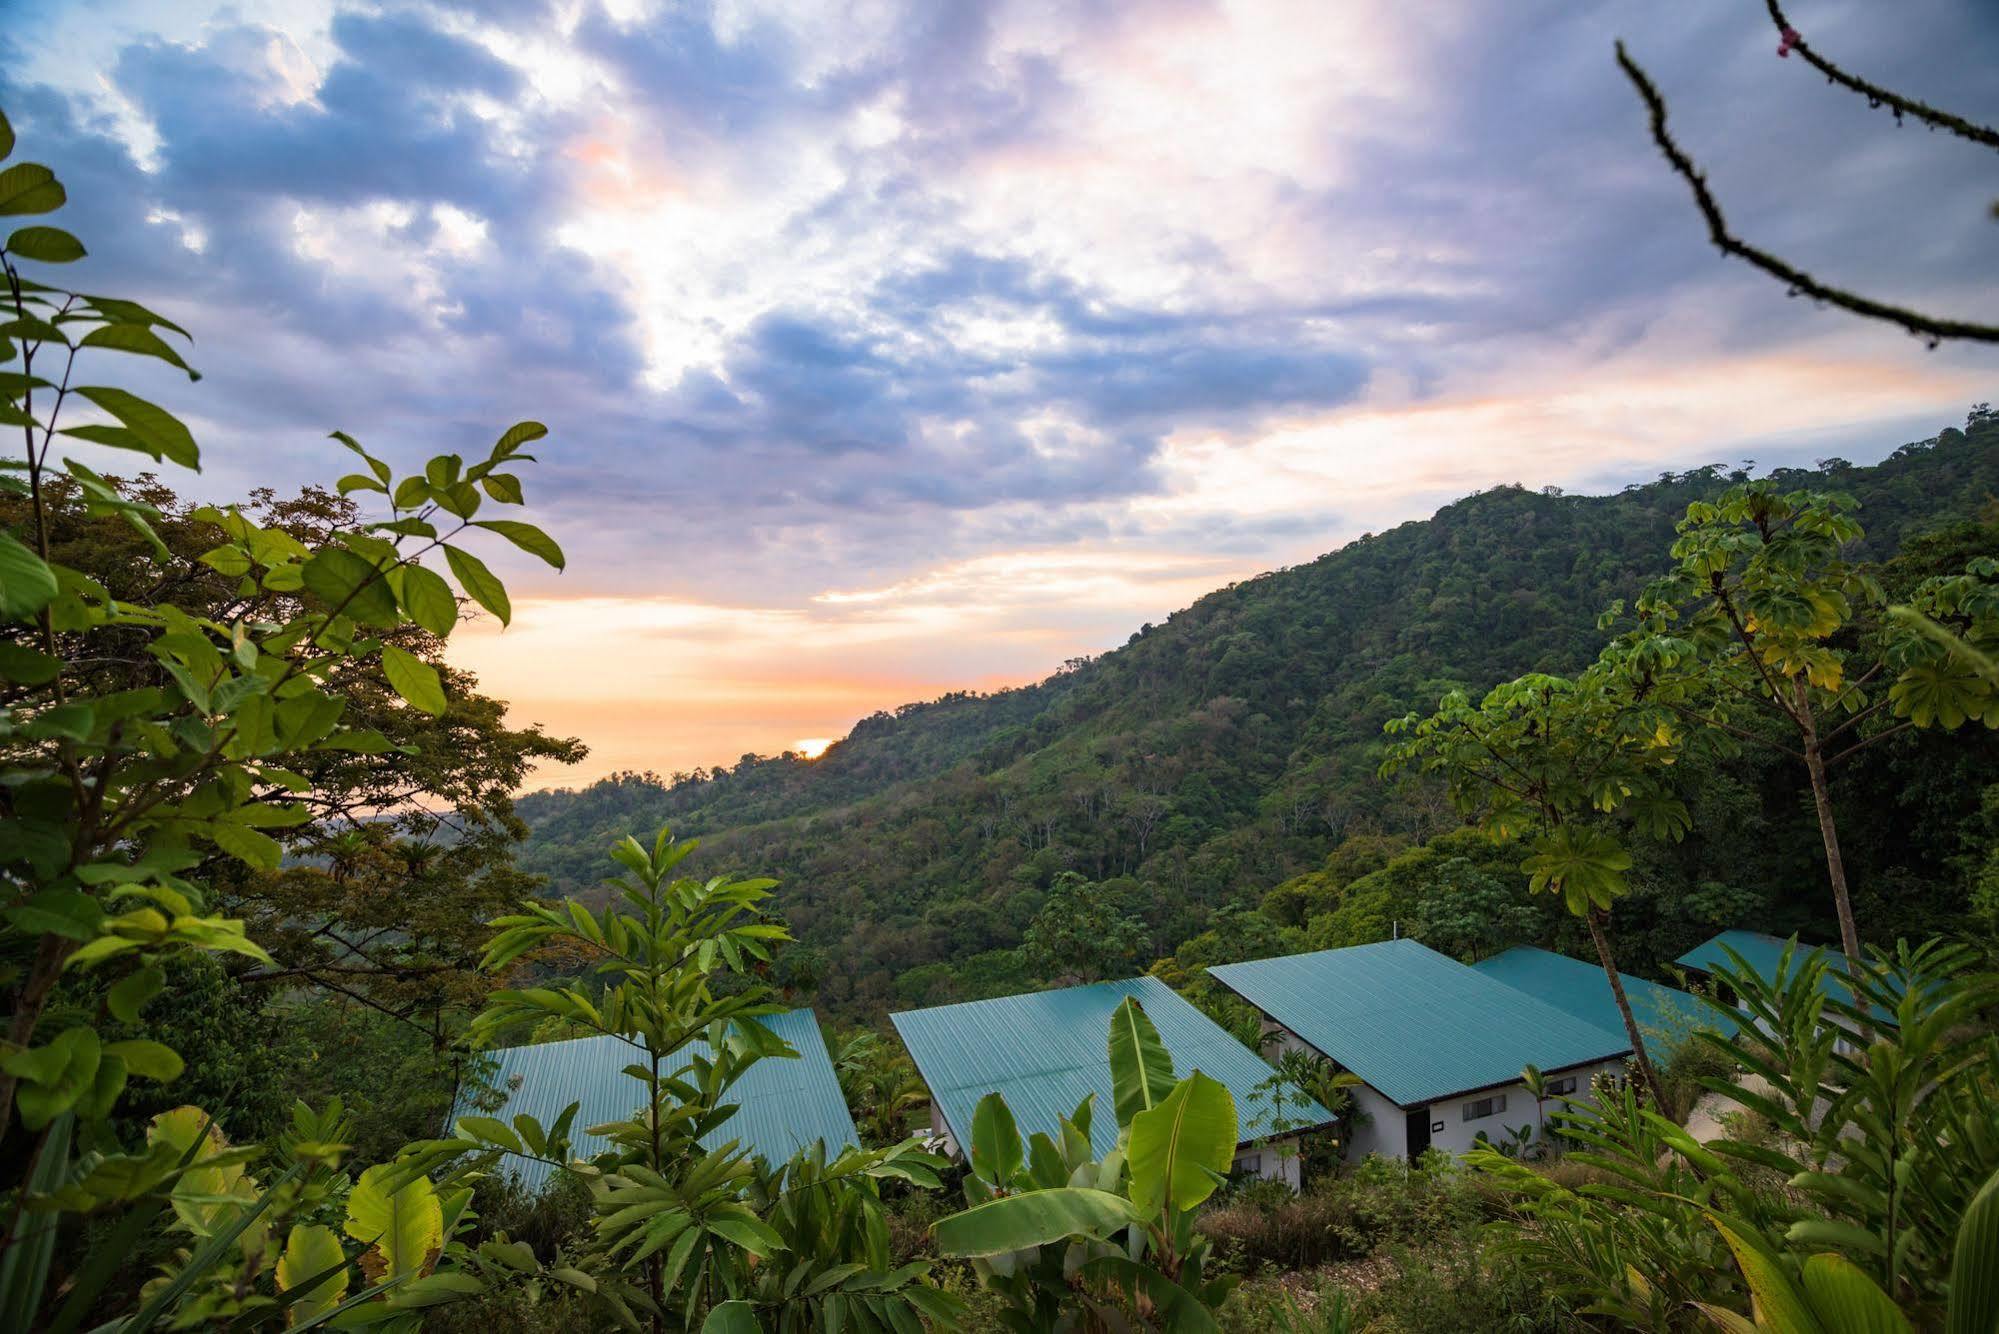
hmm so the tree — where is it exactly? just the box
[0,101,578,1327]
[1621,484,1999,963]
[461,828,960,1330]
[1615,4,1999,346]
[2,474,587,1033]
[1020,871,1149,985]
[1382,657,1702,1104]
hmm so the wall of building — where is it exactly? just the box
[1232,1136,1303,1191]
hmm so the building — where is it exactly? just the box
[1472,944,1713,1054]
[892,975,1333,1189]
[1675,929,1892,1029]
[463,1009,858,1190]
[1209,939,1631,1163]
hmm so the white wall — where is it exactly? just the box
[1417,1059,1629,1157]
[1344,1082,1408,1161]
[1232,1136,1303,1190]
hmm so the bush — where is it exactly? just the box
[1198,1152,1486,1274]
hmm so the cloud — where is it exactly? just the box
[2,0,1994,782]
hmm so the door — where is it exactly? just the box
[1405,1108,1431,1163]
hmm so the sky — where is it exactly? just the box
[5,0,1995,788]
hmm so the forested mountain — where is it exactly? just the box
[517,408,1999,1015]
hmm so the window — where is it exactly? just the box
[1236,1154,1262,1174]
[1462,1093,1507,1122]
[1545,1075,1578,1097]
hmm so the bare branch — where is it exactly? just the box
[1615,42,1999,346]
[1765,0,1999,151]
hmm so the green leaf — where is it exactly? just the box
[301,547,398,626]
[107,966,166,1023]
[211,822,283,871]
[0,529,59,619]
[337,472,387,496]
[0,163,65,216]
[493,420,547,455]
[969,1091,1022,1187]
[104,1040,183,1082]
[1522,827,1632,914]
[1708,1215,1827,1334]
[0,640,59,683]
[77,323,198,379]
[1949,1165,1999,1334]
[276,1224,351,1325]
[472,519,564,570]
[0,109,12,162]
[70,387,199,469]
[444,543,511,625]
[702,1300,761,1334]
[382,644,446,716]
[344,1165,444,1283]
[5,227,84,262]
[706,1213,787,1259]
[1125,1071,1235,1219]
[397,564,458,637]
[931,1187,1140,1258]
[479,473,523,504]
[1797,1254,1909,1334]
[1108,996,1176,1127]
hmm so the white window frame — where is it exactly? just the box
[1462,1093,1507,1122]
[1545,1075,1579,1097]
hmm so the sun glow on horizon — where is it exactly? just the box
[793,737,834,759]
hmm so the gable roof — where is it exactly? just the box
[891,975,1330,1159]
[1208,939,1630,1107]
[462,1009,857,1190]
[1674,929,1892,1018]
[1471,945,1714,1053]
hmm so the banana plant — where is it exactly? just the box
[932,996,1239,1332]
[1696,1163,1999,1333]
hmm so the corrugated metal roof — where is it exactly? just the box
[459,1009,858,1190]
[1675,929,1889,1017]
[1208,939,1630,1107]
[1471,945,1714,1054]
[891,975,1330,1159]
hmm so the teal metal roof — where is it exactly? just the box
[891,975,1330,1159]
[1209,939,1630,1107]
[461,1009,857,1190]
[1675,930,1890,1018]
[1676,930,1828,981]
[1472,946,1715,1054]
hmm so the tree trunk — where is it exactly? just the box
[0,934,69,1135]
[1793,678,1863,965]
[1584,907,1663,1107]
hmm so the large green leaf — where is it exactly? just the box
[0,163,64,215]
[6,226,84,263]
[1797,1254,1908,1334]
[1108,996,1175,1128]
[0,529,58,619]
[396,563,458,637]
[472,519,564,569]
[77,323,197,379]
[1708,1215,1826,1334]
[276,1223,351,1325]
[382,644,446,716]
[969,1091,1022,1187]
[931,1187,1140,1258]
[1125,1071,1235,1220]
[300,547,398,627]
[1948,1165,1999,1334]
[444,544,511,626]
[70,387,198,468]
[701,1299,760,1333]
[344,1165,443,1283]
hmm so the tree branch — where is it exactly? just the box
[1615,42,1999,346]
[1764,0,1999,150]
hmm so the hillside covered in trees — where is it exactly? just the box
[518,407,1999,1015]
